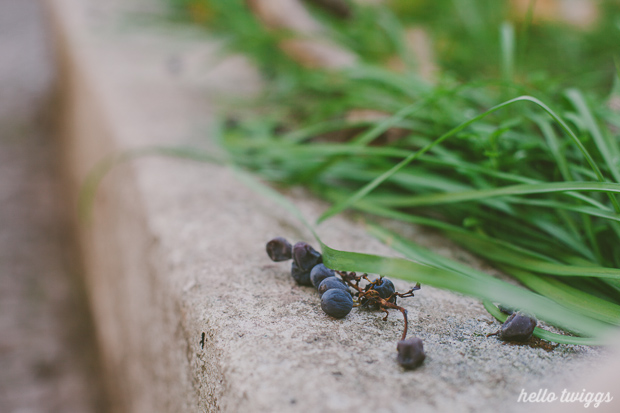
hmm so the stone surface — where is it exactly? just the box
[47,0,620,412]
[0,0,107,412]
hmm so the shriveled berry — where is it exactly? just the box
[289,242,322,286]
[321,288,353,319]
[266,237,292,262]
[293,242,323,272]
[310,264,335,289]
[499,312,537,342]
[318,277,349,296]
[397,337,425,370]
[291,261,313,286]
[292,242,322,271]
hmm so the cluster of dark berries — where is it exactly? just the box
[266,237,353,318]
[266,237,426,370]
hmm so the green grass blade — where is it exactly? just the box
[78,146,222,223]
[225,169,615,342]
[231,167,317,238]
[500,22,515,82]
[371,181,620,207]
[566,88,620,183]
[503,266,620,325]
[366,223,619,337]
[320,240,614,340]
[318,95,620,224]
[511,198,616,222]
[533,115,573,181]
[448,231,620,279]
[365,221,498,282]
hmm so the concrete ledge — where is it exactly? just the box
[47,0,619,412]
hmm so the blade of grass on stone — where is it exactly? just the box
[364,221,498,282]
[320,239,614,341]
[79,146,222,223]
[369,221,619,324]
[230,166,317,238]
[240,171,615,340]
[365,218,617,340]
[362,223,616,343]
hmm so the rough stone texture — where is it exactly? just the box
[47,0,620,412]
[0,0,107,412]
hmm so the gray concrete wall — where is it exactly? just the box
[46,0,620,412]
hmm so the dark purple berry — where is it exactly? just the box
[317,277,349,296]
[374,278,395,300]
[289,242,322,286]
[266,237,293,261]
[291,261,313,286]
[292,242,322,271]
[310,264,335,288]
[397,337,425,369]
[320,288,353,319]
[499,312,537,342]
[361,277,396,308]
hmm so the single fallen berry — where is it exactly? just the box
[321,288,353,319]
[499,312,537,342]
[310,264,335,289]
[317,276,349,296]
[397,337,425,370]
[266,237,293,262]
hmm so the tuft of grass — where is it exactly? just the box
[159,0,620,344]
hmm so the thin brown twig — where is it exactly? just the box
[336,271,420,341]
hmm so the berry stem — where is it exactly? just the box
[337,271,415,341]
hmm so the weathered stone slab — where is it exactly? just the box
[47,0,620,412]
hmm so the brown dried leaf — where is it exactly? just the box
[510,0,600,30]
[279,38,357,69]
[247,0,323,34]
